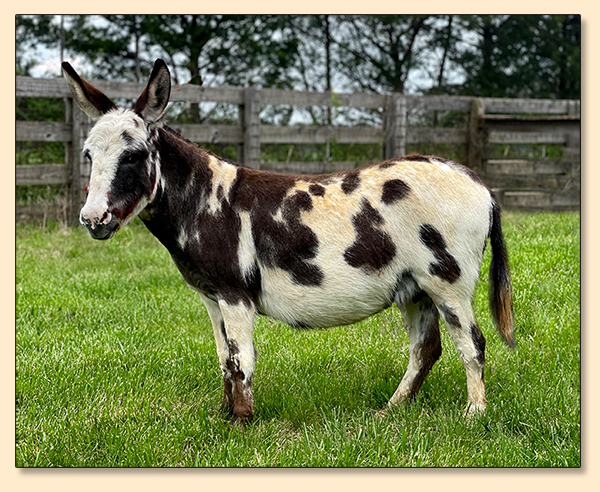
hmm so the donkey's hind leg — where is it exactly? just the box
[436,297,487,415]
[388,293,442,408]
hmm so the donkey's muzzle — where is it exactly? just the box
[80,211,120,240]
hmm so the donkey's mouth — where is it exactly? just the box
[82,213,120,240]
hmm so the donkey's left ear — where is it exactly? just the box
[134,59,171,124]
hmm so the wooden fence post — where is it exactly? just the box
[566,100,581,152]
[243,88,261,169]
[468,98,485,173]
[63,96,74,225]
[384,93,407,160]
[69,103,91,226]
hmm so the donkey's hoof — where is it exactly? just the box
[464,402,486,419]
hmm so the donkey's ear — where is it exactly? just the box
[134,59,171,124]
[62,62,116,121]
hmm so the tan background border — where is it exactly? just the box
[5,3,595,490]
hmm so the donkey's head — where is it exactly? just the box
[62,59,171,239]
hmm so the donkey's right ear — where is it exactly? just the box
[62,62,116,121]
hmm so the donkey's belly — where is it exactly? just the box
[256,265,397,329]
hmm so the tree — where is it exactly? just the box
[16,15,61,75]
[64,15,154,82]
[451,15,580,99]
[286,15,337,125]
[333,15,435,94]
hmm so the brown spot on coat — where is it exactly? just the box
[308,184,326,197]
[403,153,431,162]
[438,303,461,327]
[470,323,486,376]
[408,294,442,400]
[344,198,396,272]
[233,169,324,286]
[381,179,411,204]
[419,224,461,284]
[223,338,255,424]
[341,170,361,194]
[377,159,398,169]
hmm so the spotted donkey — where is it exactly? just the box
[63,59,515,425]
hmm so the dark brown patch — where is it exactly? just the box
[112,146,153,220]
[408,294,442,400]
[470,323,486,374]
[224,339,254,425]
[121,130,135,145]
[413,328,442,396]
[233,167,296,212]
[309,184,326,197]
[438,303,460,327]
[220,373,235,416]
[341,169,361,194]
[231,371,254,425]
[232,169,324,287]
[419,224,461,284]
[402,153,430,162]
[381,179,411,204]
[344,198,396,272]
[378,159,397,169]
[391,271,420,307]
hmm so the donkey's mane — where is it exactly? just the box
[160,124,246,169]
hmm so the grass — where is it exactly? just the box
[15,211,580,467]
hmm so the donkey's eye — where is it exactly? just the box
[122,151,145,166]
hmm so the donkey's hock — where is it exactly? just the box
[63,59,515,425]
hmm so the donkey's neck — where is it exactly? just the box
[156,126,214,193]
[139,126,237,250]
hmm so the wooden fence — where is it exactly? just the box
[16,75,580,225]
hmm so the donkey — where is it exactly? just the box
[62,59,515,425]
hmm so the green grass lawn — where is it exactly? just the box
[15,211,580,467]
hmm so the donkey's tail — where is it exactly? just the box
[489,201,516,348]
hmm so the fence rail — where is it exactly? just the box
[16,75,580,224]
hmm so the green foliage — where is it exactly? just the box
[452,15,580,99]
[334,15,434,94]
[260,141,382,167]
[16,212,580,467]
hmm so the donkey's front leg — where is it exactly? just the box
[199,294,235,416]
[217,298,256,425]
